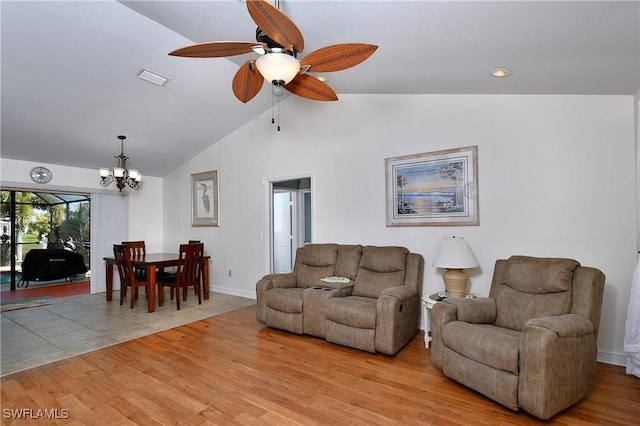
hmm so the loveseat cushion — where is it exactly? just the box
[296,244,338,288]
[352,246,408,298]
[325,296,377,329]
[442,322,521,375]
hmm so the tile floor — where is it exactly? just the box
[1,291,255,376]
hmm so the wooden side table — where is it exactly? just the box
[421,292,478,349]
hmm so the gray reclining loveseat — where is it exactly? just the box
[256,243,424,355]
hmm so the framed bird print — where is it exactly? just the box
[191,170,219,227]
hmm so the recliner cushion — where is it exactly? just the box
[493,256,579,331]
[442,322,521,375]
[506,256,579,293]
[352,246,408,298]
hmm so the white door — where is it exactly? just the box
[269,177,312,274]
[272,190,293,273]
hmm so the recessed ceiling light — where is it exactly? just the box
[490,68,512,78]
[136,68,169,86]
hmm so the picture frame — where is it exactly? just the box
[191,170,219,227]
[385,146,479,226]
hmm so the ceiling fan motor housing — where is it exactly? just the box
[256,27,296,57]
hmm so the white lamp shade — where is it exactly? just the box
[99,168,110,178]
[113,167,125,178]
[256,52,300,86]
[433,237,479,269]
[128,169,139,180]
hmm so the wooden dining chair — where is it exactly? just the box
[188,240,202,294]
[122,240,146,278]
[113,244,150,309]
[157,243,203,310]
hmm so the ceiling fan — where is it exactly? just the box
[169,0,378,103]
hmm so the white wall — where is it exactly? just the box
[164,94,636,366]
[2,94,635,365]
[0,158,164,253]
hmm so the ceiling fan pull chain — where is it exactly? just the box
[277,94,281,131]
[271,89,276,125]
[270,86,281,131]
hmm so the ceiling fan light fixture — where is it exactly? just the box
[490,67,512,78]
[256,52,300,86]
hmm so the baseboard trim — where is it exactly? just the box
[210,285,255,300]
[597,349,628,367]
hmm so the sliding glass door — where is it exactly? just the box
[0,190,90,290]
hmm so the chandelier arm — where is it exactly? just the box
[99,175,115,187]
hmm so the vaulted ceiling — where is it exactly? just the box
[2,1,638,178]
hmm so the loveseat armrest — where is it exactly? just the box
[519,313,598,420]
[443,297,497,324]
[256,272,297,323]
[376,286,421,355]
[380,284,416,302]
[259,272,298,289]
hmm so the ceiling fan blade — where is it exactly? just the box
[169,41,261,58]
[232,60,264,103]
[300,44,378,73]
[285,74,338,102]
[246,0,304,54]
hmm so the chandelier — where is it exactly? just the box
[99,135,141,191]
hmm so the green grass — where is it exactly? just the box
[22,234,38,243]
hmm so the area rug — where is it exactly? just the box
[0,297,52,312]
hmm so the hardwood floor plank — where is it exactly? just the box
[1,305,638,425]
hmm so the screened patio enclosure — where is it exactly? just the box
[0,189,91,291]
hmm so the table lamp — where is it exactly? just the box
[433,236,479,298]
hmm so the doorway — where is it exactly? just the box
[269,177,312,273]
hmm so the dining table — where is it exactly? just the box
[103,252,210,313]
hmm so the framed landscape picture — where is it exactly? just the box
[191,170,219,227]
[385,146,479,226]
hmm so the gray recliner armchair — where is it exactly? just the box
[431,255,605,420]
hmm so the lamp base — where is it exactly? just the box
[442,268,469,298]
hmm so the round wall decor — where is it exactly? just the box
[30,166,53,184]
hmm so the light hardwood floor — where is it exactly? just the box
[1,304,638,425]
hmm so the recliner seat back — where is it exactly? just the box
[352,246,408,298]
[491,256,579,331]
[294,244,339,288]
